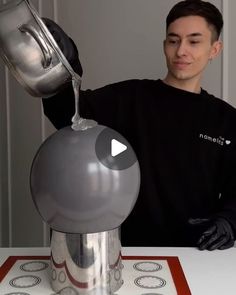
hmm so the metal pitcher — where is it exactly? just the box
[0,0,78,97]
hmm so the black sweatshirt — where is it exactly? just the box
[43,79,236,246]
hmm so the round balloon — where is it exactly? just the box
[30,124,140,233]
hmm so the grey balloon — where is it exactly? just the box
[30,125,140,233]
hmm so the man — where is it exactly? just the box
[43,1,236,250]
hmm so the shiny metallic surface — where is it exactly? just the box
[30,125,140,233]
[0,0,78,97]
[50,228,123,294]
[19,23,52,68]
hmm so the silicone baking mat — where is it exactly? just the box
[0,255,191,294]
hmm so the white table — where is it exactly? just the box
[1,246,236,295]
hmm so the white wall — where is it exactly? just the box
[0,0,235,247]
[0,0,55,247]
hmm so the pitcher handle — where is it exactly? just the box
[19,23,52,68]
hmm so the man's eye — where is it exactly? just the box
[168,39,178,44]
[190,40,200,44]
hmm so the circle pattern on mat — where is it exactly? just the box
[55,287,79,295]
[51,269,57,281]
[9,275,41,288]
[133,262,162,272]
[134,276,166,289]
[58,271,66,283]
[114,269,121,281]
[20,261,49,272]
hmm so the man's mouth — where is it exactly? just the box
[173,61,191,69]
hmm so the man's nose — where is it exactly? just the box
[176,41,187,56]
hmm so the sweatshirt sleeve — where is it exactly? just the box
[42,83,75,130]
[42,79,137,130]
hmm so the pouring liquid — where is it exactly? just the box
[71,77,83,130]
[39,17,97,131]
[71,76,97,131]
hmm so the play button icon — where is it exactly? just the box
[95,126,138,170]
[111,139,127,157]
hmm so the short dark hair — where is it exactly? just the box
[166,0,223,41]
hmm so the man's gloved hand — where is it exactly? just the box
[42,18,83,76]
[188,217,235,250]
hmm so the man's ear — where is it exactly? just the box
[210,40,223,60]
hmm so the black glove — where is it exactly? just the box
[42,17,83,76]
[188,217,235,250]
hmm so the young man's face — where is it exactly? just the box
[163,15,222,86]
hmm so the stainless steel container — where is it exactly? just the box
[50,228,123,294]
[0,0,78,97]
